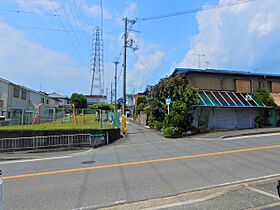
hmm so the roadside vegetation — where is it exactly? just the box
[134,76,198,138]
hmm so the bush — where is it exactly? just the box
[147,113,155,127]
[89,103,114,110]
[254,88,276,107]
[154,121,163,131]
[163,127,182,138]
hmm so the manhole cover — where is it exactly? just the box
[81,160,95,164]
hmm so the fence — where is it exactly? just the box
[0,108,121,130]
[0,133,108,151]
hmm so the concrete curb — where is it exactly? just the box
[222,130,280,139]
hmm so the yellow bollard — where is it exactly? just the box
[121,115,126,134]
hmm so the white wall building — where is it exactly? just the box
[0,77,58,123]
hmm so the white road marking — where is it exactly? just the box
[224,132,280,140]
[0,149,92,165]
[142,191,226,210]
[70,205,97,210]
[245,186,280,200]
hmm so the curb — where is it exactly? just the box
[222,130,280,139]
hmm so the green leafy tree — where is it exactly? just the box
[150,76,198,133]
[70,93,87,109]
[254,88,276,107]
[89,103,114,110]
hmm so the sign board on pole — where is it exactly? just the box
[165,98,171,105]
[165,98,171,114]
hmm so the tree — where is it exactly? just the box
[89,103,114,110]
[70,93,87,109]
[254,88,276,107]
[150,76,198,131]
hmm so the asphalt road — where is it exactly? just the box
[1,122,280,210]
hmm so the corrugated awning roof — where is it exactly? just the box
[270,93,280,107]
[198,91,266,108]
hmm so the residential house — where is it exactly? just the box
[48,92,70,105]
[0,77,58,124]
[172,68,280,129]
[85,95,107,105]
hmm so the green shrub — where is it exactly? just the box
[154,121,163,131]
[89,103,114,110]
[254,88,276,107]
[163,127,182,138]
[147,113,155,127]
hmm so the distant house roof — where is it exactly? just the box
[0,77,54,99]
[48,92,69,99]
[172,68,280,78]
[85,95,107,99]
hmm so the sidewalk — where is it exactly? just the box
[0,147,90,161]
[191,127,280,139]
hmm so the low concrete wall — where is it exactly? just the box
[0,128,121,144]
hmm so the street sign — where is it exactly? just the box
[165,98,171,105]
[165,98,171,114]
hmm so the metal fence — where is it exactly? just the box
[0,108,121,129]
[0,133,108,151]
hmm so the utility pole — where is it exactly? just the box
[113,60,119,111]
[122,17,136,116]
[192,53,205,68]
[110,81,113,104]
[122,17,128,116]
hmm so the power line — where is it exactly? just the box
[131,50,161,79]
[137,0,258,21]
[50,0,87,65]
[8,24,89,33]
[0,9,59,17]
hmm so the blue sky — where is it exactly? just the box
[0,0,279,97]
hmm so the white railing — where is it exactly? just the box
[0,133,108,151]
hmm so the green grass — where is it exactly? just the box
[0,114,114,130]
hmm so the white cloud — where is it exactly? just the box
[127,49,165,92]
[123,2,137,18]
[179,0,280,72]
[0,21,89,95]
[11,0,60,13]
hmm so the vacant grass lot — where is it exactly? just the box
[0,114,114,130]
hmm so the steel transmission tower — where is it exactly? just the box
[90,26,104,95]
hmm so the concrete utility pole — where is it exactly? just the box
[122,17,136,115]
[113,60,119,111]
[122,17,128,115]
[110,81,113,104]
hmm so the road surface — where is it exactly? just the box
[1,123,280,209]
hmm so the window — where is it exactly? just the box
[236,80,251,93]
[0,100,3,108]
[41,97,45,103]
[271,81,280,93]
[21,90,27,100]
[13,87,20,98]
[46,99,49,104]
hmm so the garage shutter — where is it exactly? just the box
[236,109,251,129]
[214,108,236,129]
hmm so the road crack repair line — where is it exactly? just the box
[2,144,280,180]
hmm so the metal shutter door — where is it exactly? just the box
[214,108,236,129]
[236,109,251,129]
